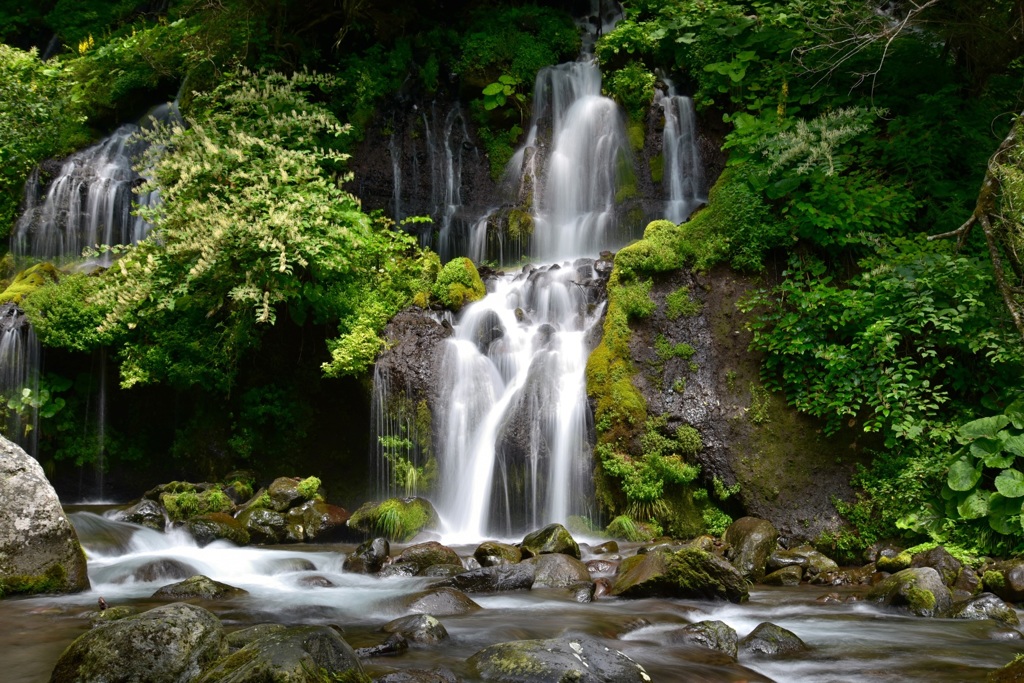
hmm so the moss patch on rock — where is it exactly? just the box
[432,257,486,311]
[0,262,60,304]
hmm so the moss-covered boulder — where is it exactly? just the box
[186,513,250,547]
[116,558,198,584]
[198,625,363,683]
[432,256,486,311]
[288,500,351,542]
[348,497,438,542]
[266,476,323,512]
[343,537,390,574]
[739,622,809,658]
[762,566,803,586]
[466,635,652,682]
[982,560,1024,602]
[0,434,89,596]
[520,523,581,559]
[382,614,450,645]
[226,623,287,650]
[236,507,290,545]
[88,606,137,627]
[394,541,462,574]
[474,541,522,567]
[910,546,963,587]
[947,592,1020,627]
[867,567,952,617]
[724,516,779,582]
[768,546,839,580]
[667,620,739,658]
[152,575,249,600]
[401,586,482,616]
[50,602,226,683]
[990,655,1024,682]
[611,547,749,603]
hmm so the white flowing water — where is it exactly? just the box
[435,264,601,540]
[0,304,40,454]
[659,81,706,224]
[2,511,1020,683]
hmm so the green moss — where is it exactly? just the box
[0,563,67,597]
[296,476,321,499]
[349,497,435,542]
[984,570,1006,591]
[649,153,664,184]
[432,257,486,311]
[676,425,703,455]
[665,286,703,320]
[607,515,655,542]
[507,208,534,240]
[161,486,234,521]
[0,262,60,304]
[611,279,655,319]
[748,383,772,425]
[906,585,937,613]
[876,552,912,573]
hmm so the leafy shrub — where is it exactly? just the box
[604,62,655,122]
[21,273,112,353]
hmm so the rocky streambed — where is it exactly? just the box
[4,507,1024,682]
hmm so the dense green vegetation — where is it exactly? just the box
[1,0,1024,557]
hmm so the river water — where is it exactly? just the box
[1,508,1020,682]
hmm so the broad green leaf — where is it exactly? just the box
[947,457,981,491]
[1003,434,1024,457]
[995,468,1024,497]
[985,451,1017,469]
[1007,398,1024,429]
[959,415,1011,439]
[482,82,504,96]
[970,436,1004,460]
[990,512,1016,535]
[957,489,990,520]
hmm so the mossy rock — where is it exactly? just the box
[394,541,461,574]
[867,567,952,617]
[51,603,227,683]
[159,487,234,522]
[611,546,749,603]
[198,625,364,683]
[88,605,137,627]
[382,614,449,645]
[762,566,802,586]
[0,262,60,304]
[666,620,739,658]
[723,516,779,582]
[152,575,249,601]
[185,513,250,547]
[474,541,522,567]
[467,635,651,682]
[432,257,485,311]
[236,507,289,545]
[400,587,482,616]
[520,523,580,559]
[876,551,912,573]
[948,592,1020,627]
[739,622,809,658]
[347,497,438,543]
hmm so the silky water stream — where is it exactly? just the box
[0,509,1021,682]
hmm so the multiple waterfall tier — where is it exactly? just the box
[375,33,706,537]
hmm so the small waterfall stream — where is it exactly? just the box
[659,80,706,223]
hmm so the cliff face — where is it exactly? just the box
[624,264,873,543]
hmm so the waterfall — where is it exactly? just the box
[12,102,178,264]
[0,304,41,455]
[434,264,602,539]
[659,81,706,223]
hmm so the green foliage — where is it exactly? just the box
[161,485,234,521]
[86,69,430,390]
[0,45,86,236]
[431,257,485,311]
[0,262,60,304]
[743,243,1021,444]
[351,497,434,543]
[603,62,655,122]
[606,515,656,542]
[296,476,322,500]
[654,335,695,362]
[676,425,703,456]
[20,273,111,352]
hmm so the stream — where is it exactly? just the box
[1,507,1020,682]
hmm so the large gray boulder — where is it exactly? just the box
[50,602,226,682]
[0,435,89,595]
[467,635,652,682]
[724,517,779,582]
[198,625,363,683]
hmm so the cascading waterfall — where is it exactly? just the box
[659,79,706,223]
[4,103,176,477]
[0,304,40,455]
[435,42,632,537]
[434,264,602,539]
